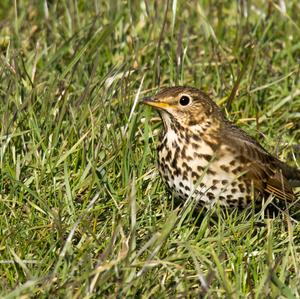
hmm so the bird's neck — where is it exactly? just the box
[161,118,217,145]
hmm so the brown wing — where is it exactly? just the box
[222,123,296,201]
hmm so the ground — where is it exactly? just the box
[1,1,300,298]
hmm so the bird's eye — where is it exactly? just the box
[179,95,191,106]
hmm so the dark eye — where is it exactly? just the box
[179,95,191,106]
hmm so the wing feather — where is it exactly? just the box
[222,123,296,202]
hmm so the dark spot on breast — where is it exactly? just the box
[197,165,204,172]
[203,154,212,161]
[233,166,244,174]
[211,185,217,190]
[212,179,219,185]
[185,185,190,191]
[207,192,214,200]
[178,136,184,144]
[207,169,216,175]
[182,162,188,169]
[192,134,201,142]
[161,137,167,148]
[231,188,238,194]
[238,155,248,164]
[179,131,185,140]
[220,165,230,172]
[184,132,190,143]
[226,194,233,200]
[192,143,199,149]
[177,121,184,131]
[174,168,181,176]
[179,182,184,187]
[182,171,188,180]
[194,153,212,161]
[238,202,245,209]
[189,118,199,126]
[227,199,236,204]
[238,183,246,193]
[174,146,180,159]
[221,180,228,185]
[229,160,236,166]
[182,162,192,172]
[170,122,178,132]
[171,159,177,168]
[194,153,202,159]
[166,150,172,161]
[163,163,172,174]
[191,171,198,178]
[245,195,252,202]
[202,126,208,132]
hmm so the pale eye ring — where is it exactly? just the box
[179,95,191,106]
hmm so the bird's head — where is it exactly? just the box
[142,86,223,129]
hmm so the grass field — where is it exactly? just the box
[1,1,300,298]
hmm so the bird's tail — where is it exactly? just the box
[275,160,300,187]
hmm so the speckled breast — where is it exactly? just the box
[157,126,252,208]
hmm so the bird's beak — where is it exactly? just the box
[141,97,175,109]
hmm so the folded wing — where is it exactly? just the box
[222,123,298,201]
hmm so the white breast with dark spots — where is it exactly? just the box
[157,125,250,207]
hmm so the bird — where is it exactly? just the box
[142,86,300,210]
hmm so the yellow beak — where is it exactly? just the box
[142,97,175,109]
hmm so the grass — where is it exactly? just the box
[1,0,300,297]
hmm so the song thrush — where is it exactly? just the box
[143,86,300,209]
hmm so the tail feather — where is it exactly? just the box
[275,160,300,187]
